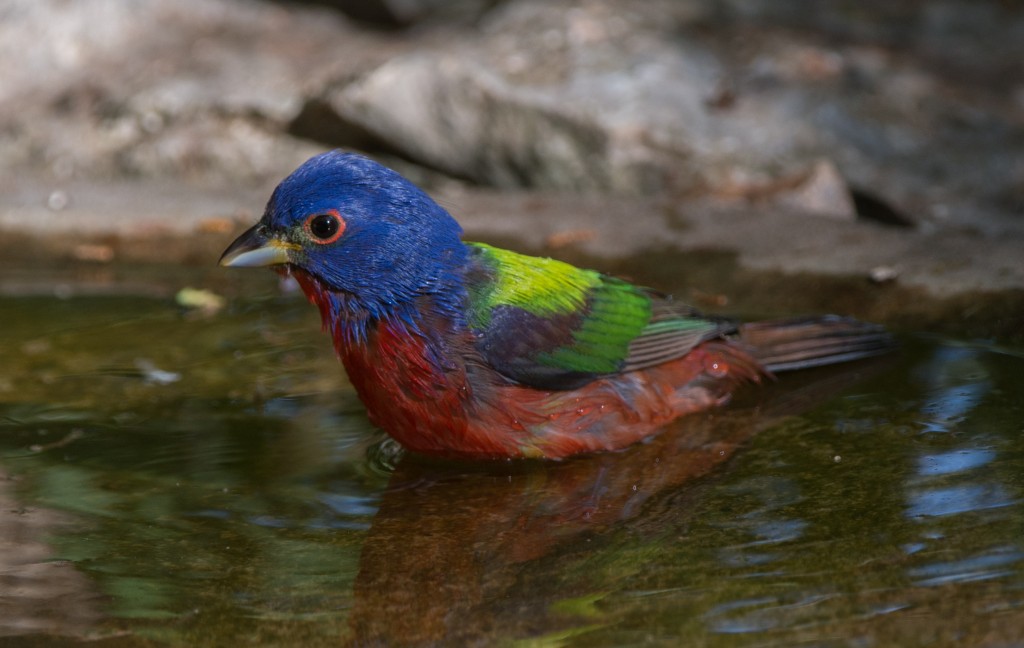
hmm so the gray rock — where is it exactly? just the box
[280,0,495,27]
[318,0,1024,236]
[771,160,857,221]
[0,0,392,184]
[1,0,1021,264]
[327,1,778,193]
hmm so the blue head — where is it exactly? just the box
[220,151,469,325]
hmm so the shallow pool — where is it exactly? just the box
[1,259,1022,646]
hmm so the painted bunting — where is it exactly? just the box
[220,151,891,459]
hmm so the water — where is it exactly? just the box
[1,262,1023,646]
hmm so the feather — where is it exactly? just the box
[221,151,896,459]
[738,316,894,373]
[464,243,736,389]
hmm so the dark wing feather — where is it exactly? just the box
[465,243,731,390]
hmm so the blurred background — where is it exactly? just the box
[1,0,1022,327]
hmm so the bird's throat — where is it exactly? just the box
[285,265,377,351]
[285,264,465,357]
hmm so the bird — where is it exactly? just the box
[220,151,892,460]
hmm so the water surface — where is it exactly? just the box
[1,263,1022,646]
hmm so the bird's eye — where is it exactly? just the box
[303,211,345,244]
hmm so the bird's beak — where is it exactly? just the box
[218,224,298,267]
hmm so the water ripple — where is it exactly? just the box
[916,448,996,476]
[909,549,1024,587]
[906,483,1016,518]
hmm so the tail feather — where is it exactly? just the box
[737,315,895,373]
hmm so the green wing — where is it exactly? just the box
[465,243,731,389]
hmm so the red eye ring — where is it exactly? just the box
[303,209,345,245]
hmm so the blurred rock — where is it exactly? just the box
[3,0,1021,231]
[0,0,1022,302]
[869,265,900,285]
[313,0,1024,237]
[0,0,396,185]
[325,1,744,193]
[276,0,496,28]
[773,160,857,221]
